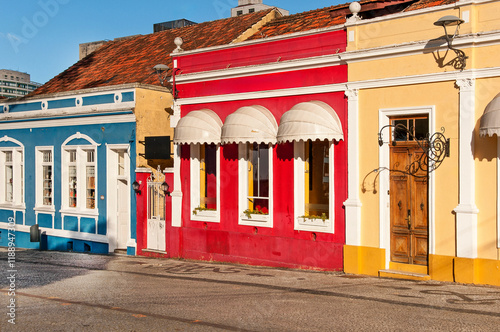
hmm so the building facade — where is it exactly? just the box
[162,5,353,270]
[0,70,41,98]
[342,0,500,286]
[0,85,144,254]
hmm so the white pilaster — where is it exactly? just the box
[454,78,478,258]
[171,144,183,228]
[344,88,362,246]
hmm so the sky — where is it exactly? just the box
[0,0,342,85]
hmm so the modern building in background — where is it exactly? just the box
[0,70,41,98]
[231,0,289,17]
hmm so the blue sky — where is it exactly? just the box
[0,0,342,84]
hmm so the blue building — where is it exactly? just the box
[0,86,140,254]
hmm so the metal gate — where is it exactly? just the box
[147,166,166,251]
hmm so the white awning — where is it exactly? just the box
[221,105,278,144]
[480,92,500,137]
[174,109,223,144]
[277,101,344,143]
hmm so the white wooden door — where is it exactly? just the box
[116,179,129,249]
[147,178,166,251]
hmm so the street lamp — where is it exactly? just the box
[433,15,467,70]
[132,181,141,195]
[161,181,171,196]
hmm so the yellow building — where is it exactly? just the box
[342,0,500,286]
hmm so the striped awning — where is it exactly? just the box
[277,101,343,143]
[221,105,278,144]
[174,109,222,144]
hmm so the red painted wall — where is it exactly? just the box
[177,30,346,74]
[176,92,347,270]
[138,29,348,270]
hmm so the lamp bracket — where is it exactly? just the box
[378,124,450,178]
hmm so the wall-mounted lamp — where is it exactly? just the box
[132,181,141,195]
[153,63,180,99]
[161,181,171,196]
[153,64,169,86]
[433,15,467,70]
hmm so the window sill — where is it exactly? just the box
[191,211,219,223]
[239,214,273,228]
[295,217,333,233]
[34,206,55,213]
[59,209,99,218]
[0,203,26,210]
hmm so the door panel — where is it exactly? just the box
[116,179,129,249]
[390,133,429,266]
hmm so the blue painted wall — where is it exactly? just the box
[0,114,136,254]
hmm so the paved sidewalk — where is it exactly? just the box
[1,249,499,331]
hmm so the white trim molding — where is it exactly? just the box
[379,106,436,268]
[293,141,335,234]
[171,144,183,228]
[190,143,221,223]
[344,89,362,246]
[237,143,274,228]
[454,78,479,259]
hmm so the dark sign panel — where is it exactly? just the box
[145,136,171,160]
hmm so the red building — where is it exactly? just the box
[165,6,349,270]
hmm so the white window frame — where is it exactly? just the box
[190,143,220,223]
[0,145,24,209]
[35,146,55,212]
[61,146,98,214]
[238,143,273,228]
[293,141,335,233]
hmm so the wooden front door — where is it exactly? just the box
[390,116,429,266]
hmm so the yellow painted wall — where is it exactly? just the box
[346,1,500,287]
[348,9,465,51]
[348,48,473,82]
[476,2,500,33]
[358,83,459,256]
[134,87,174,170]
[348,2,500,52]
[475,77,500,260]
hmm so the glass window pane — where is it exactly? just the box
[86,166,96,209]
[201,144,217,210]
[6,165,13,202]
[118,151,125,176]
[393,119,408,141]
[414,118,429,141]
[305,141,329,219]
[43,165,52,205]
[258,144,269,199]
[69,165,77,208]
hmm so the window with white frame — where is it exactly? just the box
[190,143,220,222]
[63,147,97,212]
[294,140,334,233]
[238,143,273,227]
[36,148,54,208]
[0,148,24,206]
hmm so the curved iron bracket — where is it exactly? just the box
[378,124,450,177]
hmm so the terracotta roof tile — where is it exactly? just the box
[31,9,274,96]
[249,0,457,40]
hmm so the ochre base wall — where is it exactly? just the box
[345,246,500,287]
[343,245,385,276]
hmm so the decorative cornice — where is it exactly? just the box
[177,66,500,106]
[345,89,359,100]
